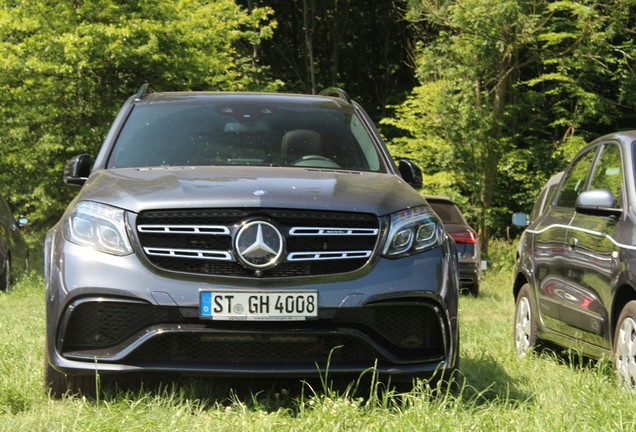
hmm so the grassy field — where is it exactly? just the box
[2,243,636,431]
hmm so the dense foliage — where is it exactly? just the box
[384,0,636,250]
[0,0,277,225]
[0,0,634,250]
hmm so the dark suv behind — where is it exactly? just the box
[425,195,481,296]
[512,130,636,387]
[0,194,29,291]
[45,87,460,396]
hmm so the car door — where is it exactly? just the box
[532,147,598,332]
[561,142,623,348]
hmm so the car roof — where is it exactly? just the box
[133,91,354,110]
[423,194,456,204]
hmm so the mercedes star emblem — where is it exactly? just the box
[235,220,284,270]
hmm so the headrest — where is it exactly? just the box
[281,129,321,162]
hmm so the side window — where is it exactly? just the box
[350,115,380,171]
[589,143,623,207]
[557,149,597,208]
[529,186,548,222]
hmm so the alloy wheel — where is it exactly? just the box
[514,296,532,357]
[615,316,636,388]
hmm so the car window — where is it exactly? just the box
[108,101,385,172]
[427,201,466,225]
[589,143,623,207]
[556,148,597,208]
[529,186,548,222]
[545,181,560,210]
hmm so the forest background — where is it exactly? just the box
[0,0,634,254]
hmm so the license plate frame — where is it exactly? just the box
[199,290,318,321]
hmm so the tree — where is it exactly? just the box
[384,0,636,253]
[0,0,278,226]
[243,0,418,120]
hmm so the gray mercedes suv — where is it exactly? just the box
[44,86,460,396]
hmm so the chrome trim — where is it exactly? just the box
[289,227,378,236]
[143,247,233,261]
[287,251,372,261]
[527,223,636,251]
[137,225,230,235]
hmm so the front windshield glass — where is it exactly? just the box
[108,99,384,172]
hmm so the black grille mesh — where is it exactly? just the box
[135,208,380,277]
[129,333,378,366]
[63,301,183,350]
[62,301,445,364]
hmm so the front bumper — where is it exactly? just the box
[45,230,459,380]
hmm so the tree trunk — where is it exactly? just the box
[479,54,510,256]
[302,0,316,94]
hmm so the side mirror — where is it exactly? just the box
[575,189,622,216]
[398,159,423,189]
[63,154,92,186]
[512,212,529,227]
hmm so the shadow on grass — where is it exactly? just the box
[86,357,533,415]
[453,354,534,406]
[90,373,404,414]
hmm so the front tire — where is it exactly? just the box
[44,344,97,398]
[514,283,538,357]
[614,301,636,388]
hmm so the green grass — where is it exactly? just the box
[2,260,636,431]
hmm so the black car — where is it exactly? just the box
[44,86,460,396]
[512,130,636,387]
[425,195,481,296]
[0,193,29,291]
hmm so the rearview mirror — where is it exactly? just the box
[512,212,529,227]
[575,189,622,217]
[398,159,423,189]
[63,154,92,186]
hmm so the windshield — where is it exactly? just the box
[108,100,384,172]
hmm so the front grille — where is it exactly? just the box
[61,301,446,365]
[135,209,380,277]
[129,333,379,366]
[63,301,184,351]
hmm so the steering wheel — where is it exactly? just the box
[292,155,341,168]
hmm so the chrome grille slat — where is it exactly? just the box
[143,247,233,261]
[289,227,378,236]
[138,225,229,235]
[288,251,372,261]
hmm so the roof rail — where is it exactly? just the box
[135,83,151,101]
[319,87,352,104]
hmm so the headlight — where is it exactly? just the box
[382,206,444,258]
[63,201,133,256]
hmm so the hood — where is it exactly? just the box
[76,166,426,216]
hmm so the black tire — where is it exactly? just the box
[614,300,636,388]
[44,344,97,398]
[514,283,538,357]
[469,282,479,297]
[0,255,10,292]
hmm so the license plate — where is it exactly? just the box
[199,290,318,321]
